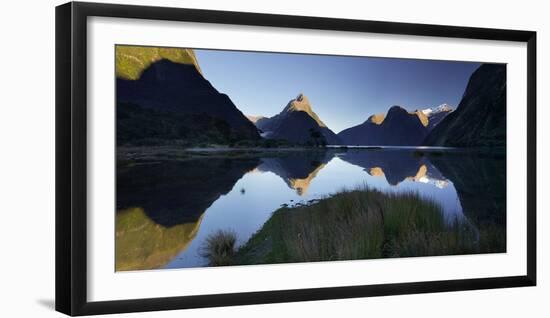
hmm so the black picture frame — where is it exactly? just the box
[55,1,537,316]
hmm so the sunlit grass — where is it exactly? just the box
[231,185,504,265]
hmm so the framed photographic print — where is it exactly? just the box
[55,1,537,316]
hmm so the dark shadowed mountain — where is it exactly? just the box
[338,105,428,146]
[116,46,260,145]
[423,64,506,147]
[117,157,260,227]
[336,114,383,146]
[428,152,506,226]
[255,94,342,145]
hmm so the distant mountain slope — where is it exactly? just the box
[246,115,266,124]
[116,46,260,145]
[337,114,383,146]
[338,106,428,146]
[421,104,454,130]
[423,64,506,147]
[255,94,342,145]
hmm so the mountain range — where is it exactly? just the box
[337,104,453,146]
[115,46,505,149]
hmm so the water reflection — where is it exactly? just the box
[115,207,203,271]
[256,150,334,195]
[429,152,506,227]
[115,148,506,270]
[338,149,448,187]
[116,157,259,226]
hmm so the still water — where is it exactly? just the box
[115,148,506,271]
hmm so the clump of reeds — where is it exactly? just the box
[201,230,237,266]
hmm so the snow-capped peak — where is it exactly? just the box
[421,103,454,116]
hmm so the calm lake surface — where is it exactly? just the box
[115,148,506,270]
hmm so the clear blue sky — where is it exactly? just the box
[195,49,480,133]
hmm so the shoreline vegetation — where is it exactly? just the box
[116,144,505,168]
[116,144,333,167]
[201,185,505,267]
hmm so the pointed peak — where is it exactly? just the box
[292,93,310,107]
[286,93,311,111]
[282,93,326,127]
[284,93,311,111]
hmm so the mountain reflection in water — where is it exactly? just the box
[115,148,506,271]
[256,150,334,195]
[338,149,449,187]
[115,207,203,271]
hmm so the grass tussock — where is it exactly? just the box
[233,185,505,265]
[201,230,237,266]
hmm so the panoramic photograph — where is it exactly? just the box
[115,45,506,271]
